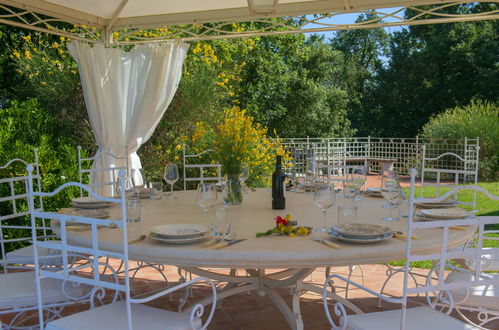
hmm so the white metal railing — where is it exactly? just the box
[281,136,479,177]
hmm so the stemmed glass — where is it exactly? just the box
[313,183,336,232]
[196,183,217,228]
[163,164,179,200]
[352,167,367,201]
[380,170,401,221]
[239,164,250,193]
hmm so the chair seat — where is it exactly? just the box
[347,306,479,330]
[0,272,83,309]
[5,243,63,266]
[46,301,200,330]
[446,271,499,311]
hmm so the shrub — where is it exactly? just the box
[420,100,499,181]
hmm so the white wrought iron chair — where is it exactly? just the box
[78,146,176,300]
[425,229,499,328]
[0,149,64,272]
[379,146,480,302]
[420,145,479,210]
[26,166,217,330]
[323,171,499,330]
[77,146,129,197]
[182,145,222,190]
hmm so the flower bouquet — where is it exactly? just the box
[256,214,312,237]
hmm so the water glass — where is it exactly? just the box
[342,179,356,198]
[380,170,401,221]
[164,163,179,200]
[149,181,163,200]
[338,205,358,226]
[197,183,217,226]
[352,167,367,201]
[213,206,232,238]
[126,198,141,222]
[313,183,336,232]
[239,164,250,193]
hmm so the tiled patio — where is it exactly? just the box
[2,263,497,329]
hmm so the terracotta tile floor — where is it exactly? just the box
[2,263,497,329]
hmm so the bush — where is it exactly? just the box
[420,100,499,181]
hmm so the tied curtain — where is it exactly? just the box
[67,41,189,196]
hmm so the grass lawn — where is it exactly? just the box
[388,181,499,268]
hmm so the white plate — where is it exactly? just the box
[329,231,393,244]
[71,202,112,209]
[71,197,113,205]
[148,233,212,244]
[59,208,109,219]
[420,208,470,220]
[331,224,392,238]
[150,224,211,239]
[367,187,381,193]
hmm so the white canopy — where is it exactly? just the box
[1,1,498,43]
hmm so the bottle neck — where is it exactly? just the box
[275,156,282,170]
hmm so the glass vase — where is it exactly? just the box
[223,174,243,206]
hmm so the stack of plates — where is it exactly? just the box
[71,197,113,209]
[329,224,393,244]
[59,208,110,219]
[417,208,471,221]
[136,187,155,199]
[367,187,382,198]
[148,224,212,244]
[415,199,457,209]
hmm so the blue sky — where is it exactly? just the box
[301,9,406,41]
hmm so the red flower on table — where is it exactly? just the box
[275,215,288,226]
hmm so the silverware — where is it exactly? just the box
[392,231,418,240]
[311,238,340,249]
[128,235,146,244]
[214,238,246,249]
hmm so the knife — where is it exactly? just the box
[128,234,146,244]
[214,238,246,249]
[311,238,340,249]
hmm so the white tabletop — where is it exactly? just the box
[57,189,476,269]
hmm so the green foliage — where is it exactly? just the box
[421,100,499,181]
[358,4,499,137]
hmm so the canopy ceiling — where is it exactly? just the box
[0,0,498,43]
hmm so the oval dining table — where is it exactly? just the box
[54,189,477,330]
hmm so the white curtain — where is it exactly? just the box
[68,41,189,196]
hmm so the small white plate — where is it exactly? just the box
[329,231,393,244]
[71,202,112,209]
[148,233,212,244]
[150,224,211,239]
[420,208,470,220]
[71,197,112,204]
[331,224,392,238]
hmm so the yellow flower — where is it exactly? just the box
[165,149,171,155]
[180,135,188,141]
[21,35,31,41]
[175,144,182,150]
[228,91,235,97]
[285,214,292,221]
[52,42,59,48]
[12,50,20,58]
[296,227,309,236]
[60,36,65,42]
[24,51,32,60]
[174,155,179,161]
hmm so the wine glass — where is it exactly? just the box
[196,183,217,228]
[352,167,367,201]
[306,157,317,183]
[380,170,401,221]
[131,168,146,195]
[313,183,336,232]
[163,164,179,200]
[239,164,250,193]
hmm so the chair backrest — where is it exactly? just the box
[27,165,127,327]
[401,169,499,328]
[78,146,129,197]
[27,166,217,330]
[420,145,479,209]
[0,149,49,272]
[182,144,222,190]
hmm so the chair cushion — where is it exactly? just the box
[347,306,479,330]
[5,243,63,266]
[446,271,499,311]
[46,301,200,330]
[0,272,84,309]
